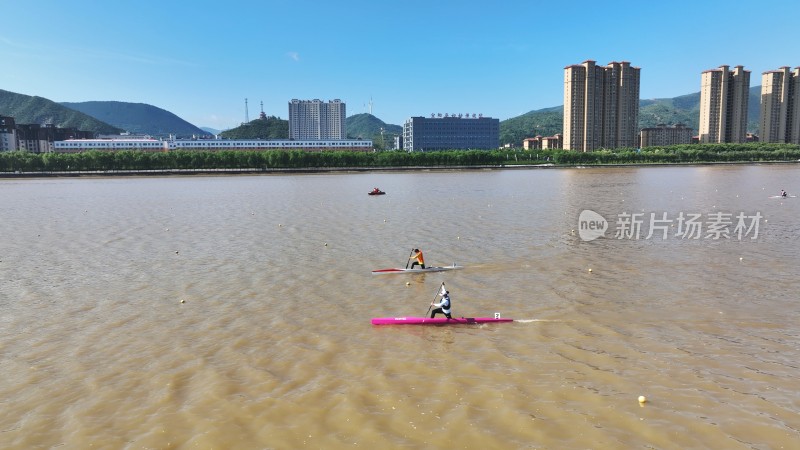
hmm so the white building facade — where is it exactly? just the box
[53,138,373,152]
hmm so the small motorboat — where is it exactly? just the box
[368,188,385,196]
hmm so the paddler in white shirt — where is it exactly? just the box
[430,290,452,319]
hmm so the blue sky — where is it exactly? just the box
[2,0,799,131]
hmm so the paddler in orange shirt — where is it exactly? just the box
[409,248,425,269]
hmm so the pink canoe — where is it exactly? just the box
[371,316,513,325]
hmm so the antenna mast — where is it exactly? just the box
[244,98,250,123]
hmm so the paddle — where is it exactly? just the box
[405,248,415,269]
[425,282,445,317]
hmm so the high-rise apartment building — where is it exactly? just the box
[563,60,640,151]
[698,65,750,143]
[760,66,800,144]
[288,99,346,140]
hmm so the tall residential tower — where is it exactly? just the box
[563,60,640,151]
[760,66,800,144]
[288,99,346,140]
[698,65,750,143]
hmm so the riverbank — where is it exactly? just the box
[2,144,799,176]
[1,160,799,178]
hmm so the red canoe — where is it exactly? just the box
[371,316,513,325]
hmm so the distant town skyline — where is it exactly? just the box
[1,0,799,130]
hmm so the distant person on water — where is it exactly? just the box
[430,289,452,319]
[409,249,425,269]
[781,189,787,197]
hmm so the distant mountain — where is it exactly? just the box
[61,101,211,138]
[638,92,701,130]
[219,116,289,139]
[499,86,763,146]
[0,89,122,135]
[201,127,222,135]
[638,86,760,132]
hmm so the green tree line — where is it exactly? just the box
[1,143,798,172]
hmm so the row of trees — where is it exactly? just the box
[0,143,798,172]
[0,149,508,172]
[546,143,800,165]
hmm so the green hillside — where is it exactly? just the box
[346,113,403,138]
[499,106,564,147]
[0,89,122,135]
[219,116,289,139]
[61,101,210,138]
[346,113,402,149]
